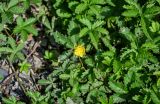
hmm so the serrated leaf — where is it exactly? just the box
[79,27,89,37]
[24,26,38,36]
[112,94,126,103]
[20,30,28,41]
[89,32,99,50]
[124,70,134,86]
[79,18,92,29]
[150,89,160,104]
[8,0,19,9]
[75,3,88,14]
[0,47,13,53]
[92,21,105,29]
[141,17,152,40]
[113,59,121,73]
[8,37,16,49]
[56,9,71,18]
[149,21,159,33]
[96,27,109,35]
[23,18,36,26]
[70,35,79,46]
[109,81,128,94]
[15,42,24,52]
[16,17,23,25]
[53,32,67,45]
[45,84,53,92]
[85,57,94,67]
[120,49,137,61]
[42,16,51,29]
[68,1,79,10]
[9,6,25,14]
[144,6,160,16]
[0,34,7,41]
[59,74,70,80]
[1,12,13,24]
[89,5,101,16]
[16,52,25,60]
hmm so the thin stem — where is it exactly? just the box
[79,57,86,70]
[4,28,11,37]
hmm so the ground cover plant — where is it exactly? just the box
[0,0,160,104]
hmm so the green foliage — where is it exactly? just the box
[18,61,31,73]
[14,17,38,41]
[1,0,160,104]
[0,36,25,62]
[26,91,48,104]
[2,96,24,104]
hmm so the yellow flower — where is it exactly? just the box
[74,45,85,57]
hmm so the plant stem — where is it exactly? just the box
[79,57,86,70]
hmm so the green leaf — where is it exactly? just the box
[16,52,25,60]
[0,24,4,32]
[96,27,109,35]
[20,30,28,41]
[9,6,25,14]
[80,83,90,94]
[31,0,42,4]
[149,21,159,33]
[113,59,121,73]
[157,78,160,87]
[120,49,137,61]
[0,47,13,53]
[75,3,88,14]
[66,97,75,104]
[59,74,70,80]
[45,84,53,92]
[23,18,36,26]
[8,0,19,9]
[42,16,51,29]
[89,32,99,50]
[141,17,152,40]
[85,57,94,67]
[157,0,160,5]
[0,34,7,41]
[56,9,71,18]
[2,98,14,104]
[122,9,139,17]
[70,35,79,46]
[79,27,89,37]
[112,94,126,103]
[108,81,128,94]
[92,20,105,29]
[24,26,38,36]
[17,17,24,25]
[53,32,67,45]
[144,6,160,17]
[1,12,13,23]
[68,1,79,10]
[38,79,51,85]
[15,42,24,52]
[8,37,16,49]
[19,61,31,73]
[150,89,160,104]
[124,70,134,86]
[79,18,92,29]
